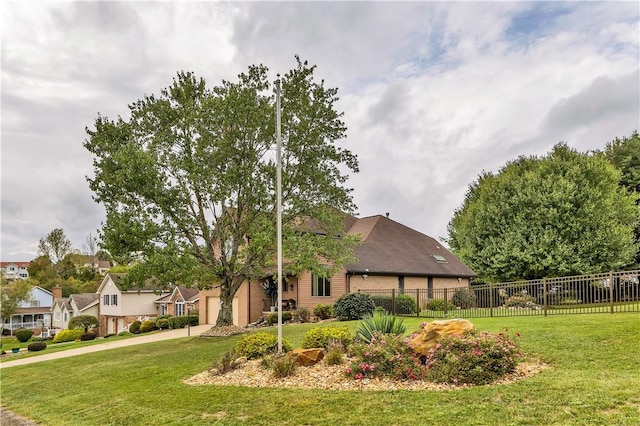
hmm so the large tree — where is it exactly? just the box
[1,278,33,330]
[447,143,639,282]
[84,57,360,326]
[38,228,72,264]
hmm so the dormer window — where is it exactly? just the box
[432,255,448,263]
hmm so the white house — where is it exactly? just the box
[0,261,30,282]
[5,286,52,332]
[51,290,99,330]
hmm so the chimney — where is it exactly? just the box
[52,285,63,301]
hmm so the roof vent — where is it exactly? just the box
[432,254,448,263]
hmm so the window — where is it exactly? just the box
[30,300,41,307]
[312,271,331,297]
[54,311,61,321]
[64,312,68,322]
[111,294,118,306]
[432,255,448,263]
[176,300,185,316]
[103,295,110,305]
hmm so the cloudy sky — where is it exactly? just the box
[1,1,639,262]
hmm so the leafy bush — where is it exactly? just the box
[169,315,198,329]
[28,341,47,352]
[155,318,170,330]
[211,349,241,375]
[156,314,172,321]
[80,332,97,341]
[325,340,345,366]
[53,328,83,343]
[333,293,375,321]
[504,294,537,308]
[140,320,156,333]
[271,353,297,378]
[425,299,448,311]
[117,331,132,337]
[347,332,424,380]
[356,312,406,344]
[129,320,142,334]
[371,295,417,315]
[293,307,310,323]
[235,332,292,359]
[313,304,333,320]
[2,328,11,336]
[68,315,99,331]
[15,328,34,342]
[451,288,477,309]
[301,326,352,349]
[268,311,292,325]
[423,330,521,385]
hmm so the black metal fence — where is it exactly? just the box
[359,270,640,319]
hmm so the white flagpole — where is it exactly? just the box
[275,76,283,353]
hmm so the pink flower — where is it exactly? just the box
[346,368,352,374]
[435,343,442,349]
[364,351,370,357]
[355,373,363,380]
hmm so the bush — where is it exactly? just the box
[504,294,537,308]
[293,307,310,323]
[370,294,417,315]
[325,340,345,366]
[15,328,34,342]
[117,331,132,337]
[423,330,522,386]
[347,332,424,380]
[28,341,47,352]
[2,328,11,336]
[235,332,292,359]
[333,293,375,321]
[451,288,477,309]
[53,328,83,343]
[313,304,333,320]
[211,349,241,375]
[68,315,99,331]
[425,299,448,311]
[140,320,156,333]
[155,318,170,330]
[169,315,197,329]
[80,332,97,341]
[267,311,292,325]
[271,353,297,378]
[356,312,406,344]
[129,320,142,334]
[301,326,352,349]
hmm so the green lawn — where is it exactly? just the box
[1,314,639,425]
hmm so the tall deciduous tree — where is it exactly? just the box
[38,228,72,264]
[1,278,33,330]
[447,143,639,282]
[84,57,360,326]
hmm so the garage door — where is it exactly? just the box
[207,296,239,325]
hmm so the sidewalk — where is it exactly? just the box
[0,324,212,369]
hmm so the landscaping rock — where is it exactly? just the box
[291,348,325,366]
[410,319,474,357]
[199,325,248,337]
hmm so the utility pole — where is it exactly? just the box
[275,76,283,353]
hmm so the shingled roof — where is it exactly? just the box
[344,215,475,278]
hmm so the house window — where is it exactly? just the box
[54,311,61,321]
[30,300,41,307]
[64,312,68,322]
[111,294,118,306]
[176,300,185,316]
[103,295,110,305]
[432,254,448,263]
[312,271,331,297]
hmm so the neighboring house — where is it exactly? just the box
[76,255,112,275]
[51,287,99,330]
[198,214,476,327]
[1,261,30,282]
[5,285,53,331]
[155,286,199,317]
[96,273,171,335]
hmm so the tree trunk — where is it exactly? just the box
[215,277,240,326]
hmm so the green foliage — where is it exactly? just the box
[333,293,375,320]
[68,315,99,332]
[1,279,33,328]
[140,320,156,333]
[211,349,240,375]
[504,294,538,308]
[301,326,352,349]
[451,289,477,309]
[271,353,298,378]
[84,57,360,327]
[27,341,47,352]
[53,328,83,343]
[347,332,424,380]
[267,311,292,325]
[313,304,333,320]
[356,312,406,344]
[38,228,72,264]
[129,320,141,334]
[425,299,448,311]
[80,332,97,341]
[235,332,292,359]
[117,331,132,337]
[155,318,170,330]
[15,328,34,343]
[169,315,197,329]
[370,294,417,314]
[448,143,639,281]
[293,306,310,322]
[423,330,521,386]
[325,348,344,366]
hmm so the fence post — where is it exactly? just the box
[416,288,420,317]
[609,271,614,314]
[489,283,494,318]
[391,288,396,315]
[543,277,548,317]
[443,288,448,316]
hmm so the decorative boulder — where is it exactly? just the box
[291,348,325,366]
[410,319,474,357]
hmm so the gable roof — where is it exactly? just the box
[97,273,169,294]
[0,261,31,268]
[52,297,71,311]
[175,286,199,302]
[344,215,476,278]
[69,293,99,311]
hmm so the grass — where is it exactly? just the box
[1,314,639,425]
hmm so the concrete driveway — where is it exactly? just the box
[0,324,212,369]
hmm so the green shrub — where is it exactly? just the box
[271,353,297,378]
[356,312,406,344]
[235,332,292,359]
[53,328,83,343]
[156,314,172,321]
[68,315,99,331]
[169,315,197,329]
[425,299,448,311]
[313,304,333,320]
[301,326,352,349]
[155,318,170,330]
[267,311,292,324]
[347,332,424,380]
[325,342,344,366]
[15,328,34,342]
[370,295,417,315]
[140,320,156,333]
[80,332,97,341]
[451,288,477,309]
[423,330,522,386]
[129,320,142,334]
[27,341,47,352]
[504,294,538,308]
[117,331,132,337]
[293,307,311,323]
[333,293,375,320]
[211,349,241,375]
